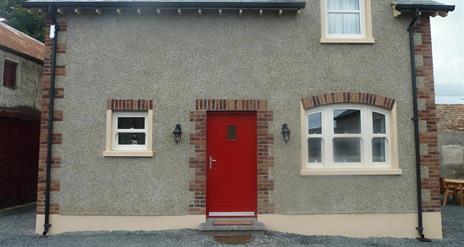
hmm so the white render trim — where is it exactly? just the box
[36,212,442,239]
[35,214,204,235]
[259,212,442,239]
[102,150,153,157]
[320,37,375,44]
[300,167,402,176]
[208,211,255,217]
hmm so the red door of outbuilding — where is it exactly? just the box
[0,117,39,209]
[206,112,257,218]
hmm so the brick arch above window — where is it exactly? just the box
[301,92,396,111]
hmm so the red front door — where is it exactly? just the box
[206,112,257,218]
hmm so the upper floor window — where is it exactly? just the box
[321,0,375,43]
[301,104,400,175]
[3,60,18,88]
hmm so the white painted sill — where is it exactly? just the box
[320,37,375,44]
[300,168,402,176]
[102,150,153,157]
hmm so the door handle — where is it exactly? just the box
[209,156,217,170]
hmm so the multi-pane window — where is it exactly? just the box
[3,60,18,88]
[306,105,391,168]
[326,0,362,36]
[112,112,148,151]
[321,0,374,43]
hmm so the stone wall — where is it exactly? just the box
[437,104,464,178]
[0,49,42,110]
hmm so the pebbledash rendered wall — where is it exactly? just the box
[38,2,441,223]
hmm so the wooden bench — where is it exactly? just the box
[441,177,464,206]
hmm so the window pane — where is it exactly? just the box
[333,138,361,162]
[308,138,322,163]
[372,112,386,134]
[3,60,17,88]
[327,0,360,10]
[118,117,145,129]
[328,13,361,35]
[118,133,146,145]
[308,112,322,134]
[333,109,361,134]
[372,137,386,162]
[227,125,237,140]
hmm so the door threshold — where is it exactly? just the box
[199,218,266,232]
[208,211,255,217]
[213,219,254,226]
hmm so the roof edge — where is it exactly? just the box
[0,44,44,64]
[23,1,306,9]
[395,3,455,13]
[0,22,44,46]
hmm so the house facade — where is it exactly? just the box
[24,0,454,239]
[0,22,43,209]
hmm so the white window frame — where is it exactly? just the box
[301,103,400,176]
[103,110,154,157]
[320,0,375,44]
[112,112,148,151]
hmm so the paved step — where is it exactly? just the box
[199,218,266,233]
[213,220,253,226]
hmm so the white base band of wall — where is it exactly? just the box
[260,212,442,239]
[35,214,205,235]
[36,212,442,239]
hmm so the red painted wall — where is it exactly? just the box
[0,117,40,209]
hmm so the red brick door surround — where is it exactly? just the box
[189,99,274,215]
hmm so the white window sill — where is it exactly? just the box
[320,37,375,44]
[300,167,402,176]
[102,150,153,157]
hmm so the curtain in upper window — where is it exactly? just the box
[327,0,361,35]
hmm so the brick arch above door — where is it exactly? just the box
[188,99,274,215]
[301,92,396,111]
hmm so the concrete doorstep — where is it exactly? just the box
[199,218,266,244]
[199,218,266,232]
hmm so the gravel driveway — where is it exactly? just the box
[1,205,463,246]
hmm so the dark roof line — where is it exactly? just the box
[23,1,306,9]
[395,4,455,12]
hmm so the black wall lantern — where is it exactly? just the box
[281,123,290,143]
[173,124,182,144]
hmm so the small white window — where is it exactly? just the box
[321,0,374,43]
[103,110,153,157]
[113,112,148,151]
[301,104,400,175]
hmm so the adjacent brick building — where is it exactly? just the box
[436,104,464,178]
[0,22,43,209]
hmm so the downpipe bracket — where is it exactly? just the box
[416,227,431,242]
[42,224,52,236]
